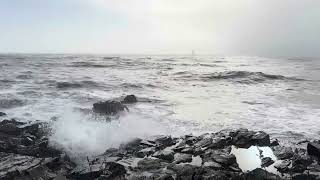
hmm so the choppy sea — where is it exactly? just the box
[0,54,319,157]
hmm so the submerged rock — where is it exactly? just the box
[0,112,6,116]
[93,100,128,115]
[122,94,138,103]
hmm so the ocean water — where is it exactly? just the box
[0,54,319,157]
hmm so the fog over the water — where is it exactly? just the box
[0,0,320,56]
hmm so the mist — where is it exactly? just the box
[0,0,320,57]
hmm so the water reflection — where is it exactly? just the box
[231,145,278,173]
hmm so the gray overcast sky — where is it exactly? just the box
[0,0,320,57]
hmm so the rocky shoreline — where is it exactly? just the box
[0,95,319,179]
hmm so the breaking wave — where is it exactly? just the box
[174,71,304,84]
[55,80,102,89]
[0,97,26,109]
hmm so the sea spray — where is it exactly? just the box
[49,109,168,158]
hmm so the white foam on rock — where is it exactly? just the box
[49,108,168,158]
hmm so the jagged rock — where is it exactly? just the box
[174,153,192,164]
[243,168,281,180]
[168,164,203,180]
[272,146,294,160]
[122,95,137,103]
[270,139,280,146]
[291,153,313,173]
[274,159,291,173]
[153,150,175,162]
[307,142,320,158]
[0,120,61,158]
[0,152,75,180]
[69,162,126,180]
[93,101,128,115]
[230,129,270,148]
[153,135,176,149]
[137,158,168,171]
[203,161,223,169]
[0,112,6,116]
[202,148,236,167]
[261,157,274,167]
[136,147,156,158]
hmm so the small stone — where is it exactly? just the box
[261,157,274,167]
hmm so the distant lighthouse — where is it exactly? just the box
[192,50,195,56]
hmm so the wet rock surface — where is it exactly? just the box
[122,95,138,104]
[93,101,128,115]
[0,116,319,179]
[0,119,75,180]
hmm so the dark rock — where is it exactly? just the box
[136,147,156,158]
[272,146,294,160]
[0,122,21,135]
[0,152,75,180]
[230,129,270,148]
[270,139,280,146]
[93,101,128,115]
[137,158,168,171]
[291,154,313,173]
[307,142,320,158]
[70,162,125,180]
[243,168,281,180]
[194,137,212,149]
[153,150,175,162]
[168,164,204,180]
[261,157,274,167]
[251,131,270,146]
[207,137,228,149]
[0,112,6,116]
[153,135,176,149]
[0,120,61,158]
[56,82,82,89]
[202,148,236,166]
[185,135,197,145]
[122,94,137,103]
[292,173,318,180]
[274,159,291,173]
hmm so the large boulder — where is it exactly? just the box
[230,129,270,148]
[0,119,61,158]
[93,101,128,115]
[307,142,320,158]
